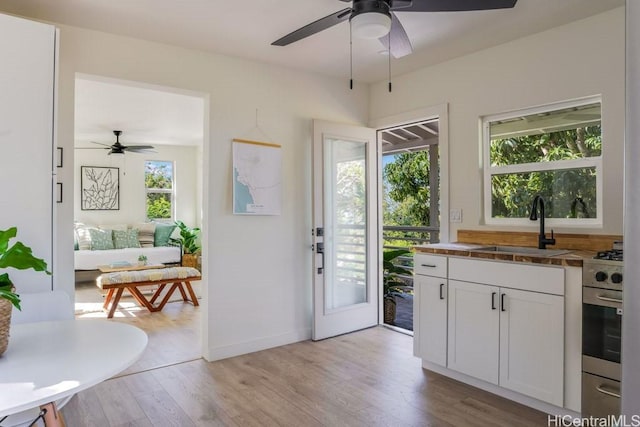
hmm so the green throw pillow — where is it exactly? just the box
[89,228,114,250]
[113,229,141,249]
[154,223,176,247]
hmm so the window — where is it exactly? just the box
[145,161,174,220]
[483,97,602,226]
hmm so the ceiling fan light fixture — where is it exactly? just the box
[351,12,391,39]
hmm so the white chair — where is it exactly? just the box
[4,291,74,427]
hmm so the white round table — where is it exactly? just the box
[0,319,147,425]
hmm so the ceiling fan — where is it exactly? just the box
[77,130,156,155]
[272,0,518,59]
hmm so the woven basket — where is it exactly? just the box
[0,296,13,357]
[182,253,199,269]
[383,297,396,325]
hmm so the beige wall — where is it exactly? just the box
[370,8,625,242]
[53,24,369,360]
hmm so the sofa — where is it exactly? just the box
[74,221,182,273]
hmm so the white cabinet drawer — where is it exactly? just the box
[414,253,447,278]
[449,257,565,296]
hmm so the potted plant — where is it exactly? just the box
[174,220,201,269]
[137,254,148,266]
[0,227,51,356]
[383,248,412,325]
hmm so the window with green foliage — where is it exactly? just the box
[483,97,602,226]
[145,161,174,220]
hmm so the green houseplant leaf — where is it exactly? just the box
[0,227,51,310]
[382,248,412,301]
[174,220,201,254]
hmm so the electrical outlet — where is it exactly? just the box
[450,209,462,223]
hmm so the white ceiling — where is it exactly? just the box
[0,0,623,147]
[74,76,205,147]
[0,0,623,83]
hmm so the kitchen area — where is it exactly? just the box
[412,229,625,421]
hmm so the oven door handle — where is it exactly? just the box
[596,294,623,304]
[596,385,621,399]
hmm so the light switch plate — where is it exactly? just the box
[450,209,462,223]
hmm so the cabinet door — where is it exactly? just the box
[0,14,55,291]
[414,275,447,366]
[499,288,564,406]
[447,280,499,384]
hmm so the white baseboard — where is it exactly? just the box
[204,328,311,361]
[423,361,581,418]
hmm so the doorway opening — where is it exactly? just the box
[72,74,207,373]
[380,118,441,332]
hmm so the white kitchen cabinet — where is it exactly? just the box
[415,275,448,366]
[499,288,564,406]
[0,14,56,291]
[413,253,447,366]
[447,257,565,407]
[447,279,500,384]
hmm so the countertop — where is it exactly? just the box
[414,242,594,267]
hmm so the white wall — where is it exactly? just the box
[369,8,625,241]
[52,24,369,359]
[73,144,199,228]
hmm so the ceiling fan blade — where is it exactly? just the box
[123,145,155,150]
[272,7,352,46]
[392,0,517,12]
[378,13,413,59]
[126,148,158,154]
[90,141,112,147]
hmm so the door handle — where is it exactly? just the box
[596,294,623,304]
[316,242,324,275]
[421,264,437,268]
[501,293,506,312]
[439,283,445,300]
[491,292,497,310]
[596,385,621,399]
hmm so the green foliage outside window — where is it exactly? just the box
[147,194,172,219]
[145,161,173,220]
[490,126,601,219]
[383,150,434,248]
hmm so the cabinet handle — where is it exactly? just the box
[491,292,497,310]
[596,295,623,304]
[439,283,445,300]
[421,263,437,268]
[596,385,621,399]
[501,293,506,312]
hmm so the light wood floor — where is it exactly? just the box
[75,297,202,376]
[61,326,547,426]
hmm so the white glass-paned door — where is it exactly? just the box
[312,120,378,340]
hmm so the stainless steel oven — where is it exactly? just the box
[582,253,623,418]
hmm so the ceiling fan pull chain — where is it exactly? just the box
[349,22,353,90]
[388,30,392,93]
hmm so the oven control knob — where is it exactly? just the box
[595,271,608,282]
[611,273,623,284]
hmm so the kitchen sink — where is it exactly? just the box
[471,246,572,257]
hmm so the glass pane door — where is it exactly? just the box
[324,137,368,310]
[312,120,378,340]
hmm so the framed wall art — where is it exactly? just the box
[81,166,119,210]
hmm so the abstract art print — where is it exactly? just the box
[81,166,120,210]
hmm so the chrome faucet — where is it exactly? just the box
[529,195,556,249]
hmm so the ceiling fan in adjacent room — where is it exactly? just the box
[272,0,518,59]
[77,130,156,155]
